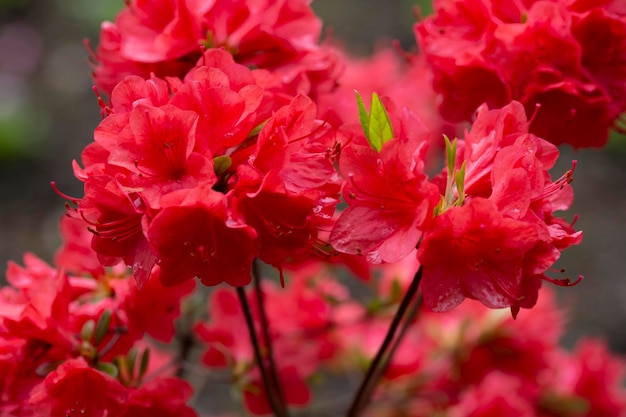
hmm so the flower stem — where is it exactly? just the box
[346,266,423,417]
[236,286,288,417]
[377,294,422,385]
[252,260,290,416]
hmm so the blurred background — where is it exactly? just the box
[0,0,625,353]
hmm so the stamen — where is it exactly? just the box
[278,266,285,288]
[92,86,111,119]
[532,160,577,202]
[200,45,207,67]
[133,159,158,178]
[81,210,141,242]
[392,39,412,64]
[528,102,542,126]
[542,274,583,287]
[50,182,81,206]
[412,6,424,23]
[312,239,338,258]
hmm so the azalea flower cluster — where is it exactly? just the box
[0,216,196,416]
[2,0,626,415]
[416,0,626,148]
[197,260,626,416]
[330,99,582,316]
[2,233,624,416]
[69,46,342,289]
[331,257,626,417]
[89,0,343,98]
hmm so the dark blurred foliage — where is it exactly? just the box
[0,0,625,354]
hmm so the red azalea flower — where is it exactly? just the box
[115,0,203,63]
[571,339,626,416]
[148,187,258,287]
[124,266,195,342]
[416,0,626,147]
[430,101,582,314]
[229,95,340,268]
[573,7,626,119]
[418,198,538,312]
[123,377,197,417]
[78,175,155,287]
[91,0,344,97]
[231,168,319,268]
[331,104,439,264]
[195,288,253,367]
[449,372,536,417]
[203,0,321,68]
[29,357,128,417]
[170,62,264,156]
[102,103,216,203]
[2,255,76,351]
[89,21,199,95]
[253,94,340,196]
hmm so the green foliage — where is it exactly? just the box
[355,91,395,152]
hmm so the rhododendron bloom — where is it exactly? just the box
[76,175,154,286]
[416,0,626,147]
[195,285,317,415]
[28,1,626,416]
[1,255,76,351]
[417,101,581,315]
[66,46,342,291]
[29,357,128,417]
[123,378,198,417]
[449,372,536,417]
[419,198,538,311]
[330,101,439,263]
[148,187,258,287]
[90,0,344,98]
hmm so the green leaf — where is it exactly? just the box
[96,362,119,379]
[455,161,467,207]
[213,155,232,177]
[540,392,590,415]
[139,348,151,379]
[367,93,394,152]
[355,90,369,139]
[248,119,267,138]
[35,361,62,377]
[80,319,95,342]
[94,310,111,346]
[390,279,402,303]
[366,298,384,314]
[443,135,456,175]
[126,347,138,379]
